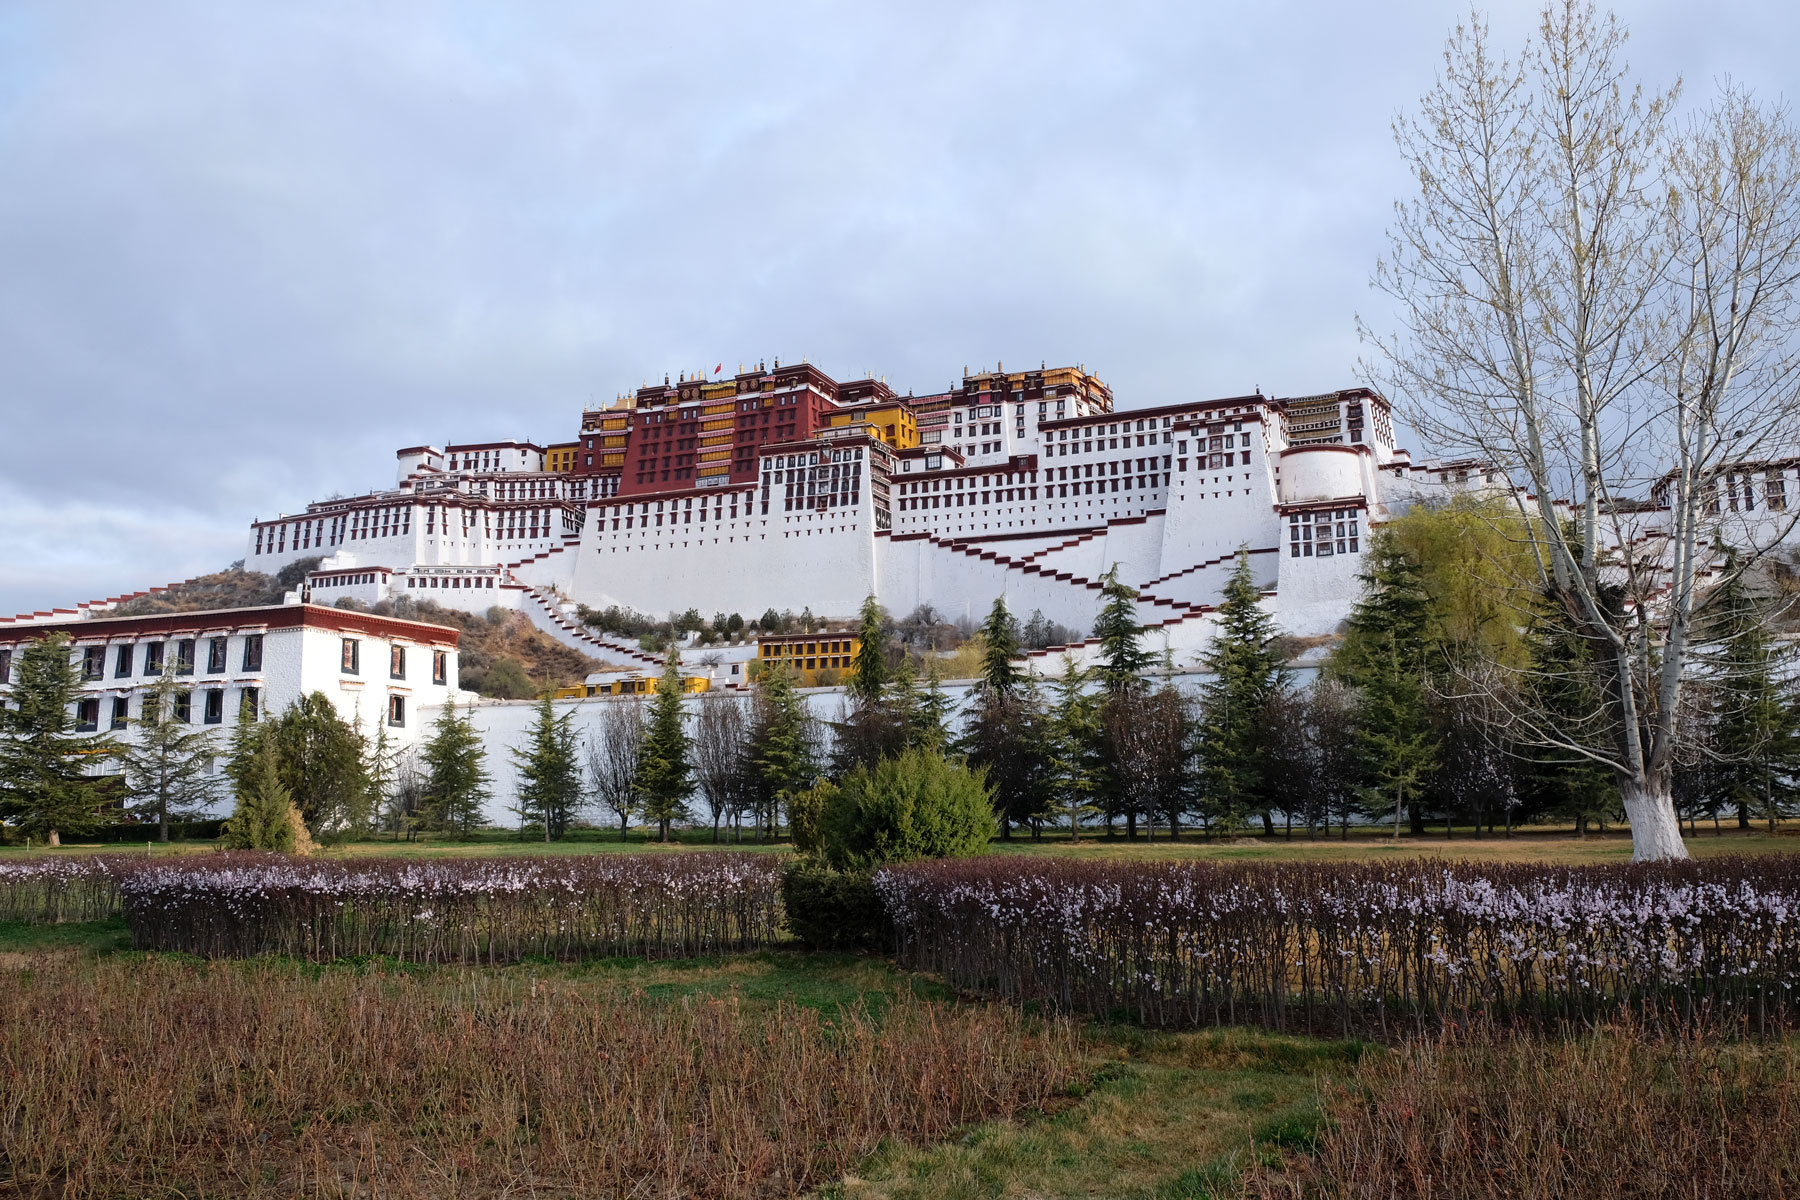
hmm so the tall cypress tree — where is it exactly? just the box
[1093,565,1152,699]
[748,661,814,840]
[118,663,226,842]
[0,633,114,845]
[979,597,1022,697]
[222,731,302,853]
[512,696,584,840]
[1047,657,1104,840]
[849,595,889,704]
[1701,567,1793,830]
[1196,548,1289,834]
[635,651,693,841]
[911,656,954,754]
[420,702,491,839]
[1329,534,1440,835]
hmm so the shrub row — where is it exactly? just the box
[119,853,785,962]
[0,855,132,923]
[875,856,1800,1036]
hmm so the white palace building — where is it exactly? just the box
[232,361,1518,670]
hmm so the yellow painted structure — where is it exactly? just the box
[756,632,861,687]
[545,442,580,473]
[553,673,712,699]
[826,403,919,449]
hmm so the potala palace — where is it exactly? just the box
[239,361,1502,669]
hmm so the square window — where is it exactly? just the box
[110,696,129,730]
[242,634,263,672]
[143,642,164,675]
[173,691,192,723]
[390,645,406,680]
[388,694,406,728]
[175,639,196,676]
[114,644,133,677]
[81,646,104,681]
[239,688,260,722]
[75,698,99,732]
[341,639,360,675]
[0,648,10,685]
[204,689,224,725]
[207,637,227,674]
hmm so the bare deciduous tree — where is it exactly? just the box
[1367,1,1800,858]
[586,699,645,842]
[693,689,748,843]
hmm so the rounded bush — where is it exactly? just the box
[817,749,994,872]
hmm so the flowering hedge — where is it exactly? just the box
[120,853,786,962]
[875,857,1800,1035]
[0,856,132,923]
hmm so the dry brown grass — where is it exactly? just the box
[0,957,1081,1199]
[1247,1023,1800,1199]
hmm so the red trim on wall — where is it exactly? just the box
[0,604,459,649]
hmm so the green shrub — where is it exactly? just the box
[817,749,994,872]
[780,859,891,951]
[788,780,834,856]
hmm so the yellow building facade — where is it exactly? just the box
[756,632,862,687]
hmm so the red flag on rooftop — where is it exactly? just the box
[714,363,722,374]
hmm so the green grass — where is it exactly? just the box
[0,916,132,957]
[819,1028,1364,1200]
[9,820,1796,865]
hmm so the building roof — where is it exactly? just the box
[0,604,461,648]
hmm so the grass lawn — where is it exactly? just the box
[9,821,1796,866]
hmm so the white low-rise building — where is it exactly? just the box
[0,603,462,769]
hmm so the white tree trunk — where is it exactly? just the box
[1620,780,1689,861]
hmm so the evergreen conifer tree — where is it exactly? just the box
[362,723,397,836]
[221,731,302,853]
[1047,657,1104,841]
[1195,548,1289,833]
[1702,567,1793,830]
[979,597,1022,697]
[420,702,491,838]
[748,661,815,840]
[849,595,889,704]
[118,663,226,842]
[1329,535,1442,834]
[1093,565,1153,698]
[911,656,954,753]
[269,692,371,842]
[512,696,584,840]
[635,651,694,841]
[0,633,114,845]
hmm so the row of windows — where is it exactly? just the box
[338,640,449,685]
[72,635,265,683]
[74,687,259,731]
[1288,509,1362,557]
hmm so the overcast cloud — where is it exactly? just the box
[2,1,1795,614]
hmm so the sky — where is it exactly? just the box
[2,0,1796,615]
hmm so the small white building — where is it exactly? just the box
[0,603,462,755]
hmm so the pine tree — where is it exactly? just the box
[221,731,302,853]
[1329,535,1442,835]
[1093,565,1152,699]
[1357,631,1440,837]
[512,696,584,840]
[979,597,1022,697]
[635,651,693,841]
[849,594,889,704]
[362,724,397,836]
[269,692,371,843]
[420,703,491,838]
[118,663,227,842]
[1195,548,1289,834]
[0,633,114,845]
[1702,568,1793,830]
[748,662,815,841]
[1046,657,1104,841]
[911,656,954,753]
